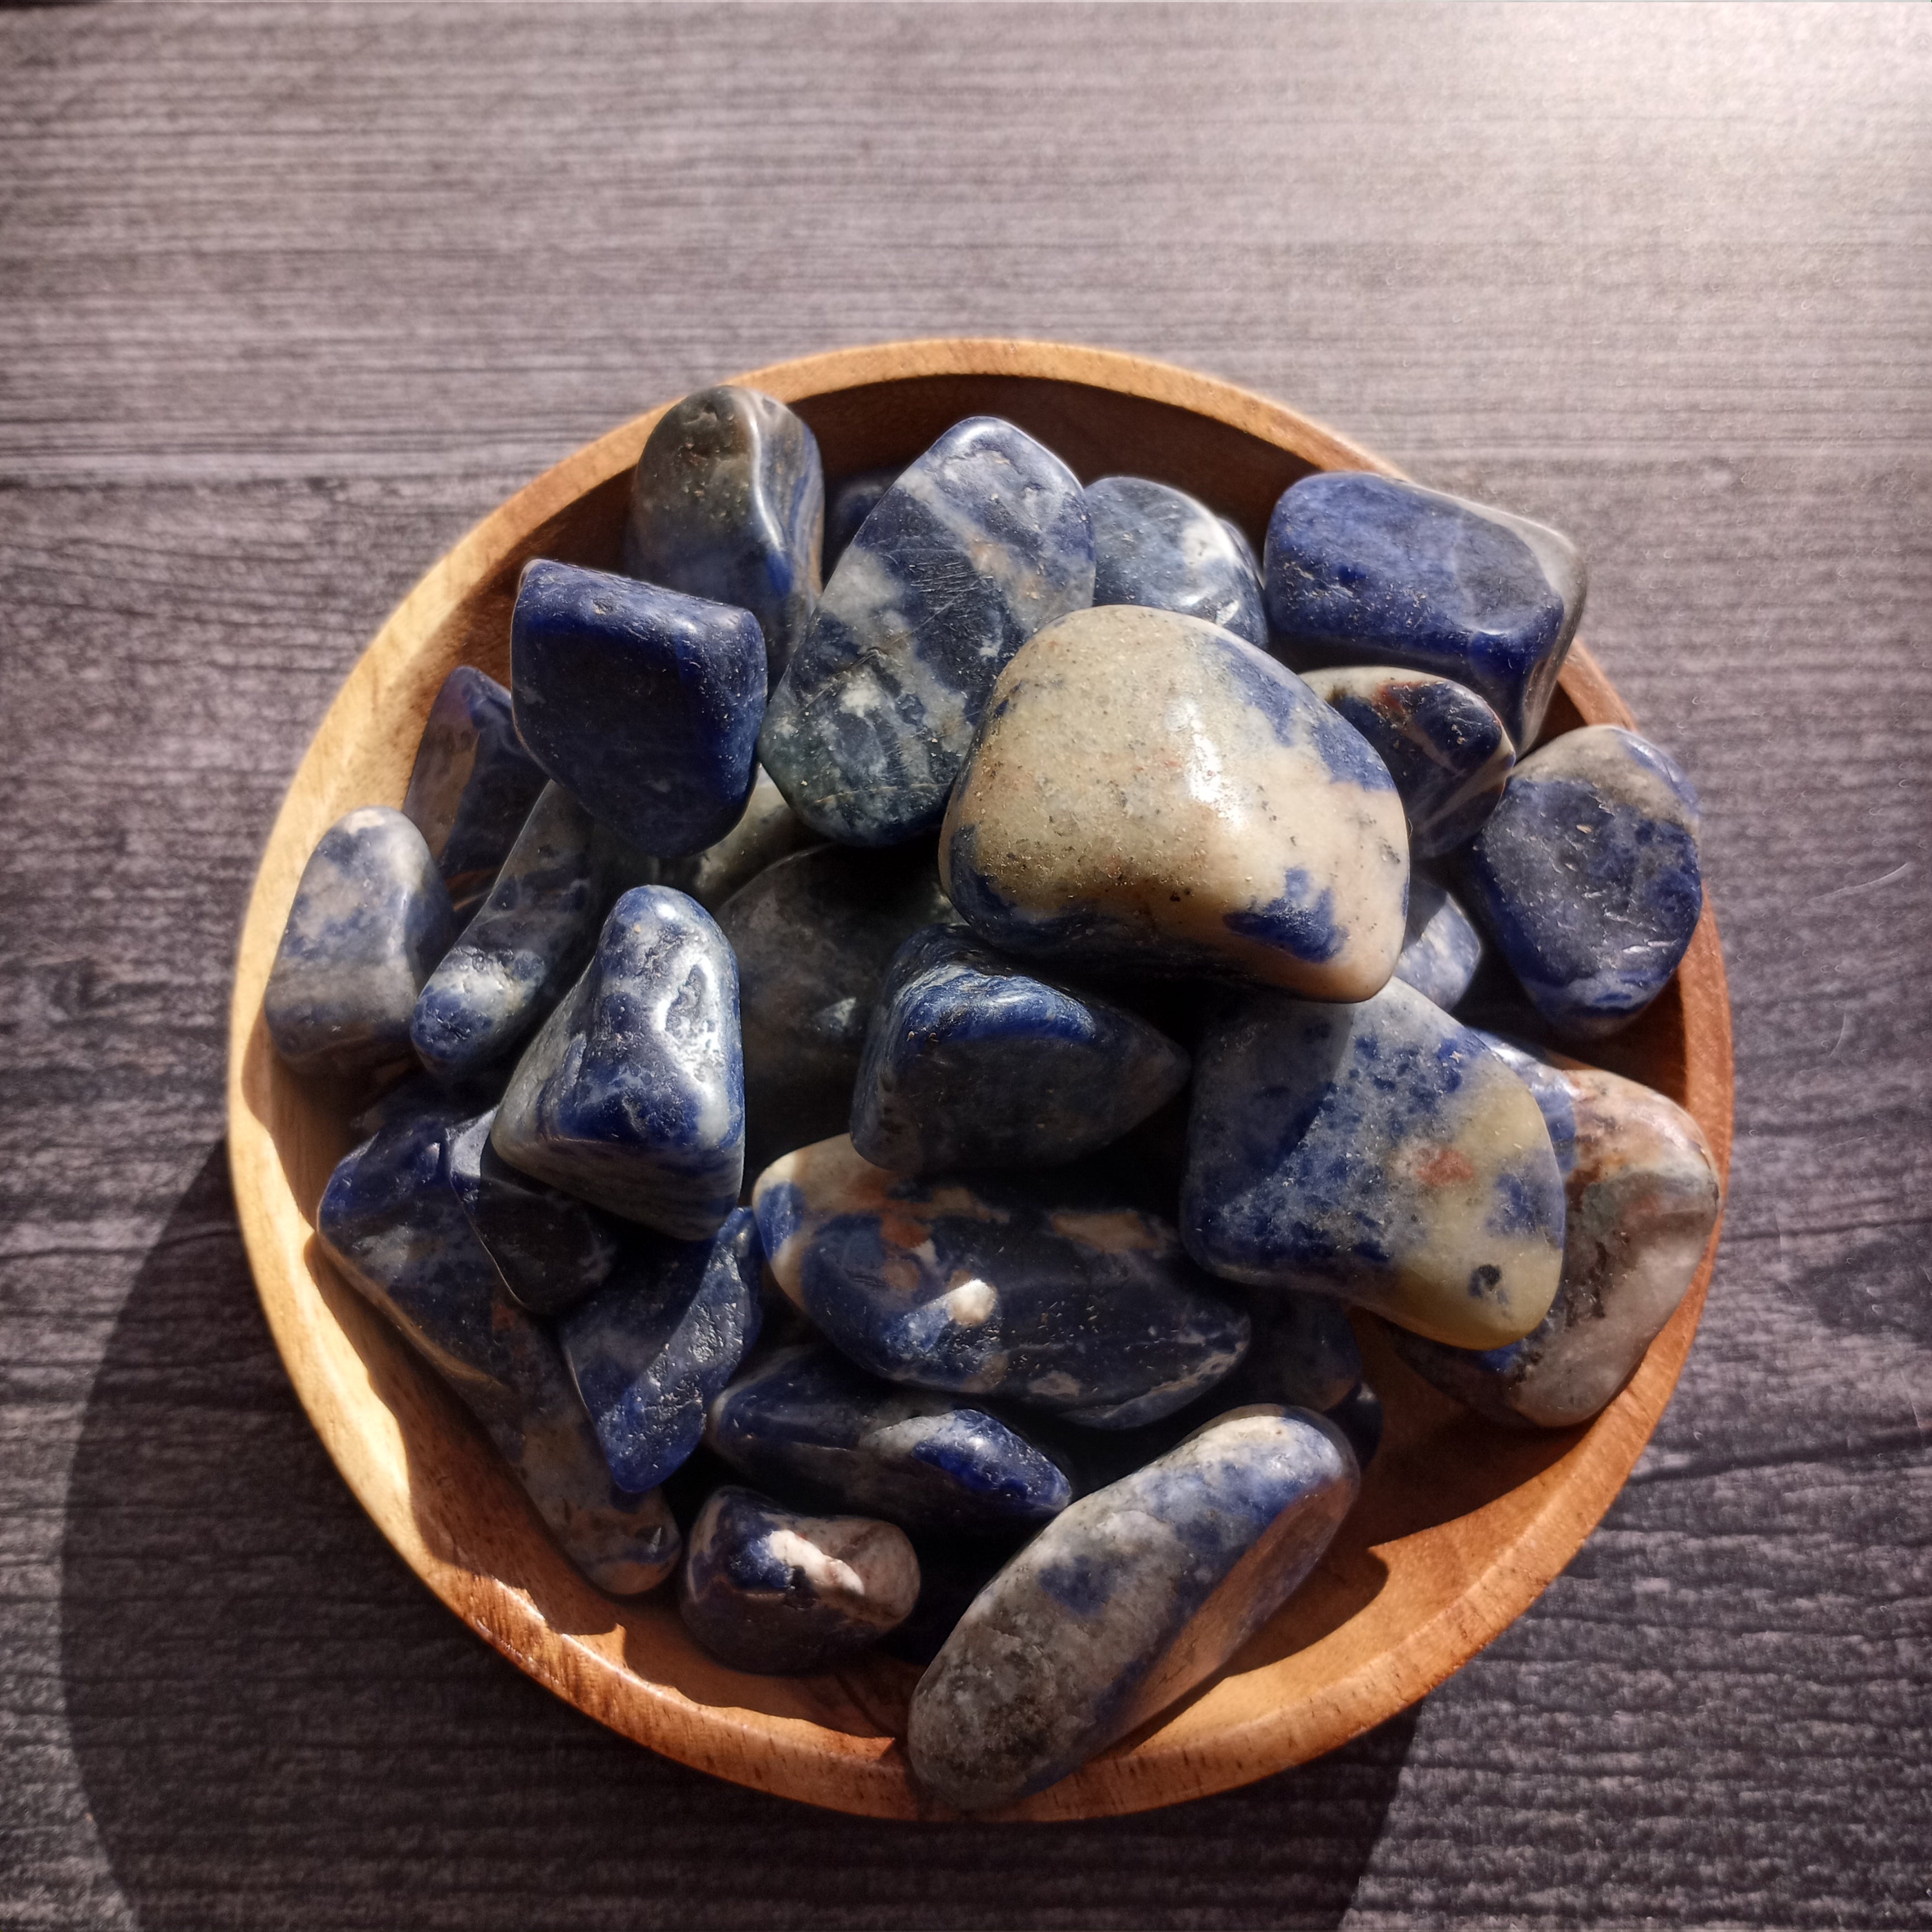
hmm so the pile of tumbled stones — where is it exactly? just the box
[267,385,1721,1812]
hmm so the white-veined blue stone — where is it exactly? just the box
[1087,475,1267,647]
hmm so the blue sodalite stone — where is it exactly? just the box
[754,1137,1250,1427]
[558,1209,764,1493]
[1393,874,1485,1011]
[410,782,610,1084]
[907,1408,1358,1810]
[492,886,744,1239]
[1086,475,1267,648]
[401,666,551,920]
[1222,1292,1363,1414]
[678,1485,920,1674]
[717,844,955,1175]
[1382,1060,1721,1429]
[705,1339,1073,1535]
[849,924,1190,1176]
[940,604,1410,999]
[759,416,1095,846]
[511,559,765,859]
[622,386,824,691]
[316,1110,679,1594]
[1182,976,1565,1348]
[1470,1030,1578,1175]
[1460,724,1703,1041]
[443,1109,618,1317]
[1301,665,1515,858]
[266,807,457,1078]
[640,766,811,912]
[1264,473,1586,749]
[823,464,901,574]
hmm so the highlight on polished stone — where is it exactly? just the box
[1393,873,1485,1011]
[1086,475,1267,647]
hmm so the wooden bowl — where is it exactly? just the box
[226,339,1734,1821]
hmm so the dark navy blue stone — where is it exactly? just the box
[511,558,766,859]
[491,885,744,1240]
[558,1209,764,1494]
[622,386,824,692]
[759,415,1095,846]
[1223,1292,1363,1415]
[705,1339,1073,1535]
[849,924,1190,1176]
[822,464,902,574]
[266,807,457,1078]
[1086,475,1267,647]
[1393,874,1485,1011]
[1264,472,1586,748]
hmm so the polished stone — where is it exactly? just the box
[638,766,812,911]
[823,463,901,574]
[941,604,1409,998]
[759,415,1094,846]
[1393,874,1485,1011]
[1471,1029,1579,1175]
[1221,1292,1363,1415]
[1087,475,1267,646]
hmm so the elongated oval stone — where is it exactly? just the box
[850,924,1190,1175]
[940,604,1409,998]
[705,1340,1073,1534]
[759,416,1095,846]
[753,1136,1250,1427]
[492,886,744,1239]
[823,463,902,574]
[907,1407,1357,1810]
[1087,475,1267,647]
[1393,874,1485,1011]
[640,766,811,912]
[1265,473,1586,749]
[679,1486,920,1673]
[1182,976,1565,1348]
[511,560,766,859]
[622,386,824,690]
[266,807,457,1078]
[1460,724,1703,1041]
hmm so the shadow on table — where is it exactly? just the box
[60,1142,1419,1931]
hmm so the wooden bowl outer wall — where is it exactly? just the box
[226,339,1735,1824]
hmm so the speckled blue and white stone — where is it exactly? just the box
[705,1339,1074,1535]
[1264,473,1587,749]
[940,604,1409,999]
[558,1208,764,1494]
[401,665,551,920]
[1086,475,1267,648]
[1393,874,1485,1011]
[622,386,824,692]
[753,1136,1250,1428]
[266,807,457,1078]
[907,1407,1358,1811]
[1460,724,1704,1041]
[1470,1030,1578,1175]
[1300,665,1515,858]
[1182,976,1565,1348]
[822,464,902,575]
[849,924,1190,1176]
[637,766,811,912]
[409,782,609,1085]
[759,416,1095,847]
[511,559,766,859]
[491,886,744,1239]
[1381,1060,1721,1428]
[678,1485,921,1674]
[316,1110,679,1594]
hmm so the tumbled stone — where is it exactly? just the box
[1381,1060,1721,1428]
[907,1407,1357,1810]
[1300,665,1514,857]
[642,766,812,911]
[822,463,901,574]
[511,559,765,859]
[1460,724,1703,1041]
[558,1209,764,1493]
[754,1136,1250,1427]
[1393,874,1485,1011]
[492,886,744,1239]
[941,604,1409,998]
[678,1486,920,1673]
[402,665,551,919]
[622,385,824,690]
[849,924,1190,1175]
[266,807,457,1078]
[759,416,1094,846]
[1221,1292,1363,1414]
[706,1339,1073,1534]
[316,1109,679,1594]
[1182,976,1565,1348]
[1472,1029,1579,1175]
[1086,475,1267,647]
[1265,473,1586,749]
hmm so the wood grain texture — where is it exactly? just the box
[2,0,1928,1923]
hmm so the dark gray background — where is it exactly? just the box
[2,4,1928,1926]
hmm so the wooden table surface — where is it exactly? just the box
[3,4,1928,1925]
